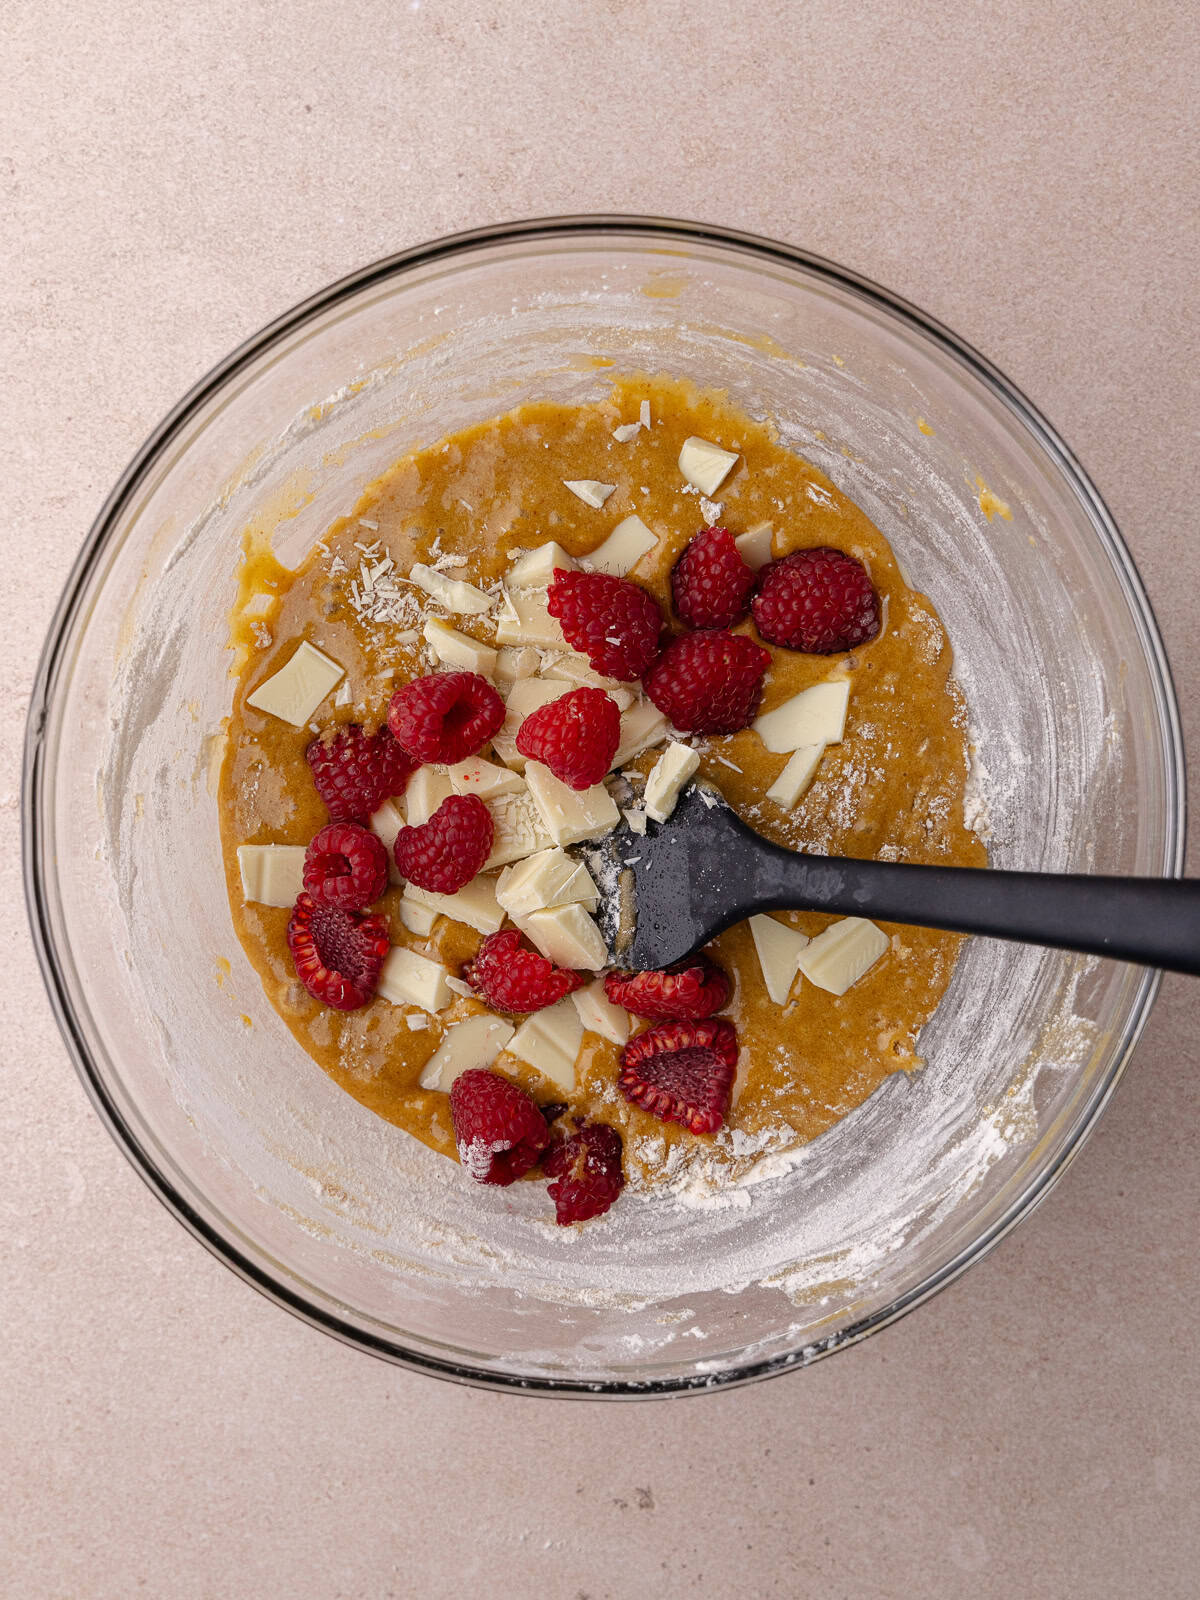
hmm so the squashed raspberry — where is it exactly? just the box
[286,892,390,1011]
[302,821,389,910]
[547,569,662,682]
[544,1122,625,1224]
[449,1068,550,1186]
[671,526,757,631]
[394,793,493,893]
[387,671,505,764]
[515,686,621,790]
[604,955,731,1021]
[618,1018,739,1133]
[305,723,417,821]
[464,928,586,1013]
[751,547,880,654]
[642,630,771,734]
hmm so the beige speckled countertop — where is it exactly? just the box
[4,3,1199,1596]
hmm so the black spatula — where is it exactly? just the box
[586,781,1200,976]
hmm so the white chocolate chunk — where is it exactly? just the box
[612,422,641,443]
[404,767,453,826]
[492,677,571,768]
[507,542,577,588]
[494,586,566,649]
[408,563,493,615]
[483,787,555,869]
[403,876,506,935]
[246,641,345,726]
[518,902,608,971]
[639,400,651,429]
[422,618,498,677]
[419,1013,516,1091]
[406,1014,430,1031]
[797,917,890,995]
[236,844,307,907]
[369,798,405,885]
[334,679,353,707]
[622,806,648,837]
[753,679,850,753]
[446,756,525,800]
[544,652,626,695]
[765,743,826,808]
[524,765,620,847]
[678,436,738,497]
[749,914,810,1006]
[571,979,629,1046]
[496,848,599,918]
[506,998,584,1093]
[398,896,439,936]
[613,699,670,768]
[377,946,451,1012]
[644,740,700,823]
[563,479,616,508]
[584,514,658,577]
[735,521,775,572]
[495,644,543,682]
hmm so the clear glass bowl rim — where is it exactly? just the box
[22,214,1187,1398]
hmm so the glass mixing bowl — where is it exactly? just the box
[24,217,1183,1395]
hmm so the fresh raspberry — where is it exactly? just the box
[515,686,621,790]
[286,892,390,1011]
[302,821,389,910]
[449,1068,550,1186]
[394,793,493,893]
[547,569,662,682]
[618,1018,739,1133]
[642,630,771,734]
[751,547,880,653]
[305,723,417,822]
[464,929,586,1013]
[671,526,757,631]
[604,955,731,1021]
[544,1123,625,1225]
[387,671,505,764]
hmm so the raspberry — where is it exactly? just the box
[464,929,586,1013]
[544,1123,625,1225]
[515,686,621,790]
[305,723,417,822]
[302,821,389,910]
[449,1068,550,1186]
[671,526,757,631]
[618,1018,739,1133]
[387,671,505,764]
[751,547,880,653]
[604,955,731,1021]
[547,569,662,682]
[394,793,493,893]
[642,630,771,734]
[286,892,390,1011]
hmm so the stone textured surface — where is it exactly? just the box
[3,2,1199,1596]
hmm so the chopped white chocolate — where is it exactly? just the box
[492,677,571,768]
[446,756,525,800]
[246,642,345,726]
[369,799,405,885]
[524,765,620,846]
[545,652,626,693]
[403,876,506,935]
[418,1013,516,1091]
[678,436,738,497]
[507,542,577,588]
[236,844,307,907]
[398,896,439,936]
[622,806,648,836]
[797,917,890,995]
[405,1014,430,1031]
[613,699,670,767]
[765,744,826,808]
[494,586,566,649]
[612,422,641,443]
[506,998,584,1093]
[377,946,451,1012]
[639,400,651,429]
[571,979,629,1046]
[644,740,700,823]
[405,767,453,826]
[495,644,543,682]
[495,848,599,918]
[753,679,850,753]
[483,787,555,869]
[408,563,493,615]
[584,514,658,577]
[735,521,775,572]
[749,914,810,1006]
[563,479,616,508]
[334,679,353,707]
[519,901,608,971]
[422,618,498,677]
